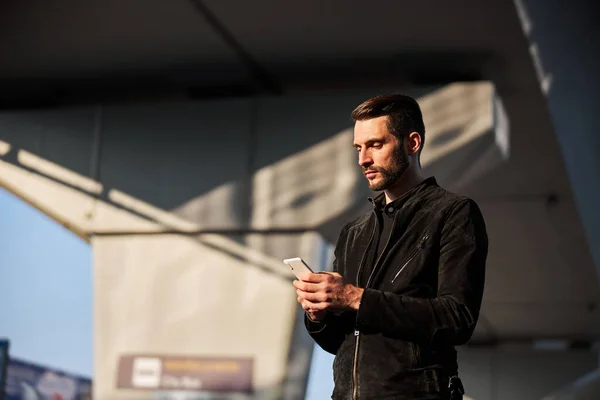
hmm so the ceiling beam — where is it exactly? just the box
[0,51,493,109]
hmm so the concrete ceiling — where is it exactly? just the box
[1,0,597,345]
[0,0,525,105]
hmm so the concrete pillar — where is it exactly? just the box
[515,0,600,271]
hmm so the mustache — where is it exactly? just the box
[363,166,380,174]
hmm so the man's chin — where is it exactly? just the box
[367,181,387,191]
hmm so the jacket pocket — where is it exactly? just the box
[391,232,430,283]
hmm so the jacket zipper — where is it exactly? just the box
[353,211,398,400]
[352,328,360,400]
[391,233,430,283]
[351,212,377,400]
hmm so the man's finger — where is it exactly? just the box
[298,290,329,303]
[302,272,329,283]
[296,288,320,300]
[299,299,312,311]
[294,280,321,292]
[299,296,329,311]
[303,271,343,283]
[302,299,328,311]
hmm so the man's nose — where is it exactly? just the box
[358,151,372,168]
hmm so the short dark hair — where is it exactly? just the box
[351,93,426,154]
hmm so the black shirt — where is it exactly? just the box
[361,179,431,286]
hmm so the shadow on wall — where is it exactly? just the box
[0,83,505,400]
[0,88,435,214]
[0,83,507,261]
[0,82,506,284]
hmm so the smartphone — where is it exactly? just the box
[283,257,314,280]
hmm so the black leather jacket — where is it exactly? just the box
[305,177,488,400]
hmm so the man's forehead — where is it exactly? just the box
[354,117,392,142]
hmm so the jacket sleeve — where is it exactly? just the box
[305,311,355,355]
[304,224,355,354]
[355,198,488,347]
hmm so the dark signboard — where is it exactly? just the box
[4,357,91,400]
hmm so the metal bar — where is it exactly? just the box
[89,226,318,237]
[187,0,282,95]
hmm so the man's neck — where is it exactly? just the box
[384,169,426,204]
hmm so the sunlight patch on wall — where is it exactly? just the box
[18,149,103,195]
[419,82,495,168]
[251,127,361,229]
[0,140,11,156]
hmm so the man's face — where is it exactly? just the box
[353,116,409,191]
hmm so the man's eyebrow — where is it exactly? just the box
[354,137,385,147]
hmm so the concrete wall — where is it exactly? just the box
[510,2,600,395]
[0,83,498,399]
[515,0,600,272]
[544,367,600,400]
[459,348,597,400]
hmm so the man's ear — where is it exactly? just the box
[406,132,422,155]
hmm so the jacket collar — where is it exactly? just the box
[368,176,438,212]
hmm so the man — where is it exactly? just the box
[293,94,488,400]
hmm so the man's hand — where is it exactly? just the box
[293,272,364,316]
[305,309,327,322]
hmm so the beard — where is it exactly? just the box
[363,146,410,191]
